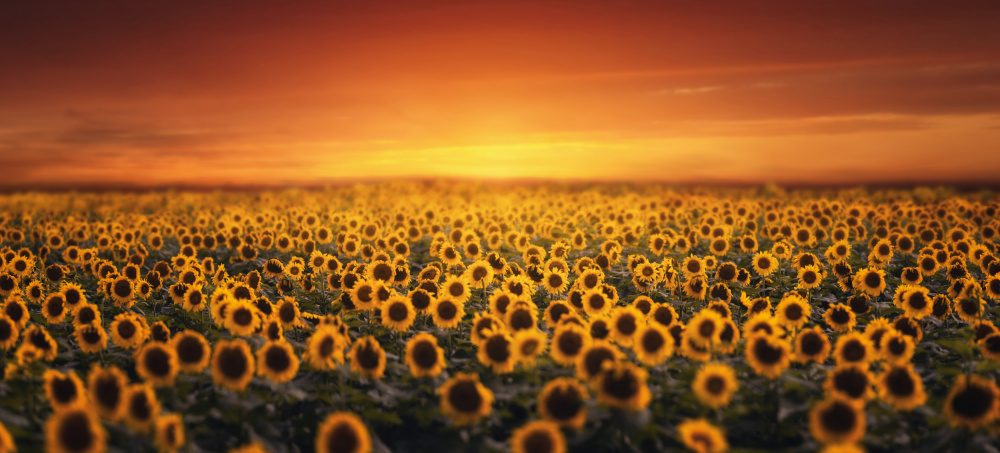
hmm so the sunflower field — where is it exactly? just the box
[0,182,999,453]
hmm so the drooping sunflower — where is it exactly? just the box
[349,335,386,380]
[45,406,107,453]
[745,333,791,379]
[633,322,674,366]
[211,339,255,392]
[692,362,738,409]
[136,342,179,388]
[121,383,161,433]
[876,363,926,411]
[537,377,588,429]
[809,397,866,445]
[676,418,728,453]
[774,294,811,331]
[593,361,651,411]
[509,420,566,453]
[437,372,494,426]
[823,303,856,332]
[404,332,445,378]
[43,369,86,411]
[431,297,466,330]
[942,374,1000,430]
[550,324,592,367]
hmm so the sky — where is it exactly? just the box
[2,0,1000,188]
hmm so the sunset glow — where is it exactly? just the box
[2,0,1000,187]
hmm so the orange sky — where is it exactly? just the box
[2,0,1000,188]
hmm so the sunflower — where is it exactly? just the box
[478,328,516,374]
[305,326,347,371]
[122,383,160,433]
[796,265,824,291]
[878,330,914,364]
[681,255,705,279]
[404,332,445,378]
[683,276,708,300]
[551,324,592,367]
[892,315,923,344]
[109,275,135,307]
[537,377,588,429]
[349,281,379,311]
[438,372,494,426]
[43,369,86,411]
[942,374,1000,430]
[431,297,466,330]
[629,322,672,366]
[593,361,651,411]
[774,294,811,331]
[171,330,211,374]
[366,260,395,284]
[824,364,873,401]
[833,332,874,366]
[983,332,1000,362]
[225,299,262,337]
[0,422,13,453]
[793,326,830,364]
[0,316,17,350]
[506,302,538,332]
[899,286,932,320]
[315,411,371,453]
[211,339,255,392]
[900,266,923,286]
[692,362,738,409]
[853,267,886,298]
[21,280,44,305]
[745,333,791,379]
[677,418,728,453]
[954,297,986,323]
[580,290,611,317]
[684,309,721,348]
[609,306,642,347]
[648,302,678,329]
[373,293,414,330]
[42,293,67,324]
[464,260,495,289]
[509,420,566,453]
[752,251,778,277]
[45,406,106,453]
[876,363,926,411]
[154,413,186,453]
[505,329,544,369]
[577,269,604,291]
[136,342,179,388]
[823,303,856,332]
[809,397,865,445]
[542,301,573,330]
[256,340,300,384]
[440,274,471,304]
[25,325,59,360]
[350,336,386,380]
